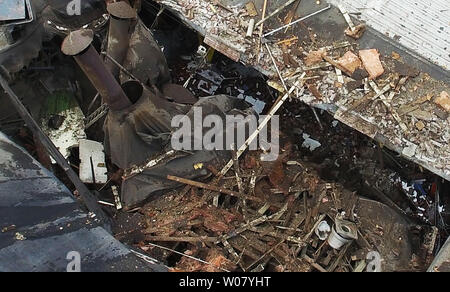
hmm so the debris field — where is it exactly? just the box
[0,0,449,273]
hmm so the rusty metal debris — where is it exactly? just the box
[255,0,298,27]
[62,29,133,111]
[135,148,442,272]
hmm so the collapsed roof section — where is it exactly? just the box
[151,0,450,181]
[0,131,165,272]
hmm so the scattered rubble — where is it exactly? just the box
[304,49,325,67]
[435,91,450,113]
[117,144,441,272]
[337,51,361,75]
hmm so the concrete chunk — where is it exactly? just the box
[337,51,361,74]
[359,49,384,80]
[435,91,450,113]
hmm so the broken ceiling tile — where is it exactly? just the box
[337,51,361,75]
[402,142,418,158]
[79,139,108,184]
[435,91,450,113]
[302,133,321,151]
[359,49,384,80]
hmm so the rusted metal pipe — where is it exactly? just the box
[105,1,137,79]
[61,29,132,111]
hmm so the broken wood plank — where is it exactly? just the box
[262,5,331,38]
[144,242,231,272]
[248,227,303,244]
[222,215,270,241]
[283,0,302,33]
[368,80,408,132]
[167,175,265,204]
[256,0,268,62]
[303,254,327,272]
[246,240,285,271]
[124,150,177,179]
[344,83,391,114]
[255,0,298,27]
[145,235,217,243]
[222,239,241,263]
[327,242,351,272]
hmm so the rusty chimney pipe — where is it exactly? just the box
[61,29,132,111]
[105,1,137,79]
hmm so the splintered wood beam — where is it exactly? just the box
[167,175,266,204]
[255,0,298,27]
[145,235,217,243]
[256,0,268,62]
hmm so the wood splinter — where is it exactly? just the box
[167,175,266,204]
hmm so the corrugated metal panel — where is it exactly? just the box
[327,0,450,70]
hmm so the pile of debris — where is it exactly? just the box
[1,0,448,272]
[113,143,437,272]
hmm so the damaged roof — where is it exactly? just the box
[0,132,166,272]
[152,0,450,181]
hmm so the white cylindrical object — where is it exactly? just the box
[246,19,255,37]
[315,221,331,241]
[328,226,351,249]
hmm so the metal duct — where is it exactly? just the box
[105,1,137,79]
[61,29,132,111]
